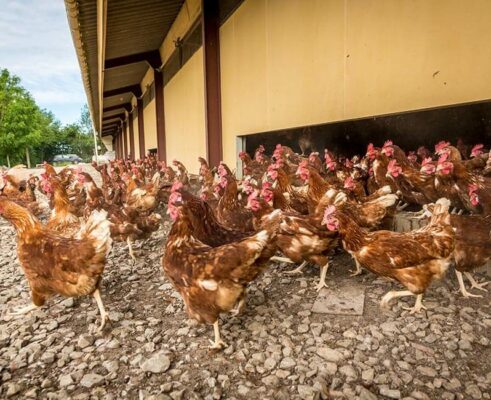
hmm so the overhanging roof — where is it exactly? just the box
[66,0,244,138]
[65,0,184,135]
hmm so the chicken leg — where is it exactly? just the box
[350,260,363,277]
[127,237,136,262]
[315,262,329,292]
[209,320,227,350]
[456,270,483,298]
[285,261,307,275]
[93,289,109,332]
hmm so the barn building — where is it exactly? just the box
[65,0,491,173]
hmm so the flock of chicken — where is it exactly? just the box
[0,139,490,349]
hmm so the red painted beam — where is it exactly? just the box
[128,111,135,160]
[105,50,161,70]
[154,71,166,162]
[104,85,142,99]
[202,0,223,167]
[103,103,131,113]
[137,98,145,158]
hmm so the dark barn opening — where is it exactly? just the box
[242,100,491,158]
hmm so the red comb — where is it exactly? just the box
[421,157,432,166]
[171,181,183,192]
[435,141,450,152]
[325,205,336,216]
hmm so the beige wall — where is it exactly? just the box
[143,97,157,152]
[132,113,140,160]
[219,0,491,166]
[164,48,206,173]
[160,0,201,65]
[125,122,130,158]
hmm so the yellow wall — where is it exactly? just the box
[132,113,140,160]
[143,97,157,152]
[164,48,206,173]
[219,0,491,166]
[160,0,201,65]
[345,0,491,118]
[125,122,130,158]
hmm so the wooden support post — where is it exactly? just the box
[128,111,135,160]
[154,70,166,162]
[137,98,145,159]
[202,0,223,167]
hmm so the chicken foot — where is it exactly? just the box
[284,261,308,275]
[92,289,109,333]
[396,201,409,211]
[456,271,486,298]
[270,256,295,264]
[464,272,489,292]
[380,290,427,313]
[402,294,427,314]
[209,320,227,350]
[8,303,39,316]
[315,262,329,292]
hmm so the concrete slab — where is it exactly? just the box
[312,283,365,316]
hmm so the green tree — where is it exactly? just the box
[0,68,98,167]
[0,68,44,166]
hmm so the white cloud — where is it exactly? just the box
[0,0,86,124]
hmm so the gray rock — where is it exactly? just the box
[297,385,316,399]
[237,385,249,396]
[379,387,401,399]
[279,357,296,369]
[46,321,58,331]
[62,298,74,308]
[416,366,437,378]
[102,360,119,373]
[362,368,375,383]
[141,352,171,373]
[80,373,104,388]
[316,347,344,363]
[339,365,358,381]
[264,358,277,370]
[77,334,94,349]
[262,375,280,386]
[359,387,378,400]
[465,384,482,400]
[6,383,21,398]
[59,374,74,388]
[380,321,399,334]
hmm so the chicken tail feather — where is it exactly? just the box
[368,193,398,208]
[77,210,113,256]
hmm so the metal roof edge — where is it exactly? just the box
[64,0,100,133]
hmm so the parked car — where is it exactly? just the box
[92,151,115,164]
[52,154,83,164]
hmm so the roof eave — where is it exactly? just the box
[64,0,100,133]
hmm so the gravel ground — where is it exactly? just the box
[1,171,491,399]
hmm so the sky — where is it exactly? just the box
[0,0,86,125]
